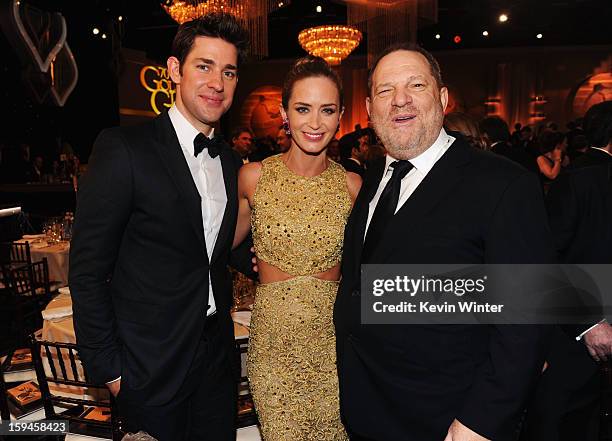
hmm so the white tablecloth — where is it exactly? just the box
[42,291,251,343]
[30,242,70,287]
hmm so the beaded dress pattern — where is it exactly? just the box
[248,154,352,440]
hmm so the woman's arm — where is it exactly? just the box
[233,162,262,249]
[537,150,562,180]
[346,171,363,206]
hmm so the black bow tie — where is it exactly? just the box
[193,133,222,158]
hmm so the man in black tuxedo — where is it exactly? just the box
[480,116,539,175]
[230,126,254,163]
[522,101,612,441]
[340,133,367,177]
[334,43,556,441]
[69,13,250,441]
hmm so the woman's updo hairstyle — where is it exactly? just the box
[281,56,344,109]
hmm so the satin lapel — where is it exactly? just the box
[154,113,207,257]
[368,139,472,262]
[210,145,237,264]
[350,157,386,273]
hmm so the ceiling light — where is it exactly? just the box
[92,27,100,35]
[536,33,543,39]
[118,16,123,21]
[298,25,362,65]
[482,30,489,37]
[435,34,441,40]
[316,5,322,13]
[101,33,107,39]
[453,35,461,44]
[498,13,508,23]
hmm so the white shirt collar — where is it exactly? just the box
[385,127,454,175]
[591,146,612,157]
[168,105,214,155]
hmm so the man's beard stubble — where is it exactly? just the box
[371,108,444,160]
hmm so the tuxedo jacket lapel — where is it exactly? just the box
[154,113,208,259]
[367,140,472,262]
[210,145,237,264]
[349,157,386,274]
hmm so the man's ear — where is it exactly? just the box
[365,96,371,119]
[167,56,181,84]
[440,86,449,112]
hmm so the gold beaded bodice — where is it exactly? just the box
[252,154,352,276]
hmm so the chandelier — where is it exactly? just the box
[298,25,362,66]
[162,0,247,23]
[161,0,288,58]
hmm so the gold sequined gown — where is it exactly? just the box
[248,154,352,441]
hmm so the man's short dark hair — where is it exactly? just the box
[479,116,510,143]
[583,101,612,148]
[231,126,253,141]
[171,12,249,73]
[367,42,443,96]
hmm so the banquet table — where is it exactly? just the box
[41,291,251,343]
[14,237,70,287]
[31,242,70,287]
[40,290,260,439]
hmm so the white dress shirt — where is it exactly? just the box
[365,128,455,238]
[169,105,227,316]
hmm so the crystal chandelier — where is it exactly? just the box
[161,0,288,58]
[298,25,362,66]
[162,0,247,23]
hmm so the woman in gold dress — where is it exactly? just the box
[233,57,361,440]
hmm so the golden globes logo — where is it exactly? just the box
[140,65,176,114]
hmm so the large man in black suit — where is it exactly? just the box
[521,101,612,441]
[69,13,250,441]
[334,43,556,441]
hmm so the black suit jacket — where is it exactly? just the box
[70,112,244,406]
[547,147,612,264]
[521,150,612,440]
[334,135,556,441]
[341,157,365,177]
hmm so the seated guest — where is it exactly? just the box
[444,112,486,150]
[231,126,254,163]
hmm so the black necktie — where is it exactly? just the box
[361,160,414,263]
[194,133,222,158]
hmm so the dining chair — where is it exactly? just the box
[0,241,32,266]
[30,336,124,440]
[235,336,258,429]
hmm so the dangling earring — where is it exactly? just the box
[283,118,291,135]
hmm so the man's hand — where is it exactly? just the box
[106,378,121,397]
[584,322,612,362]
[444,419,489,441]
